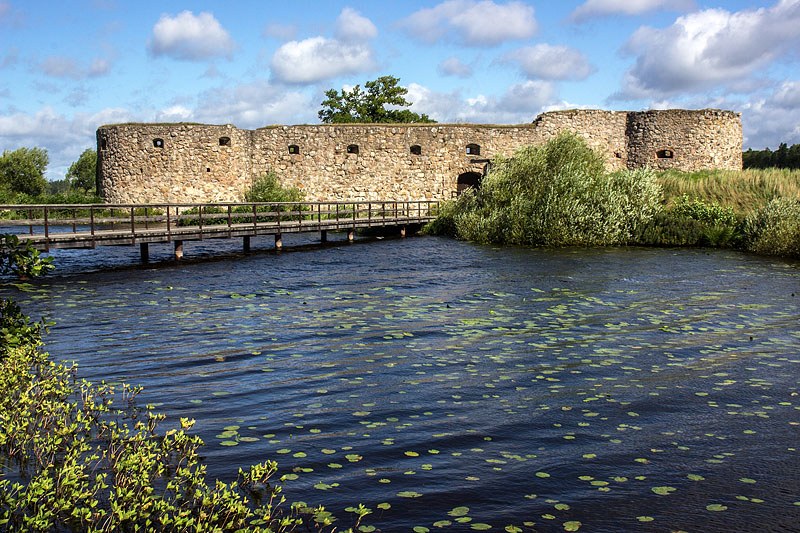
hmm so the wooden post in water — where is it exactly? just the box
[321,230,327,243]
[275,233,282,250]
[140,242,149,263]
[347,229,354,242]
[243,236,251,253]
[174,240,184,260]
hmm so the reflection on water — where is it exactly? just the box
[3,235,800,531]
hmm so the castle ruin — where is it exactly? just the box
[96,109,742,204]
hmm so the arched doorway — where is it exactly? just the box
[457,171,482,194]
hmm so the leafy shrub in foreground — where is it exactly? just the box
[0,344,346,532]
[0,234,370,532]
[742,198,800,258]
[428,133,663,246]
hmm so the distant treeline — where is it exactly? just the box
[743,143,800,169]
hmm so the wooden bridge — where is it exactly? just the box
[0,200,440,262]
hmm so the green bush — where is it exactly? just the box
[428,133,663,246]
[670,195,736,226]
[0,344,359,532]
[632,212,707,247]
[245,171,304,203]
[742,198,800,258]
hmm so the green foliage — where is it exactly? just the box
[319,75,436,124]
[46,177,72,194]
[0,344,363,532]
[670,195,736,226]
[0,233,53,359]
[743,142,800,170]
[0,234,54,280]
[245,171,304,203]
[631,212,707,247]
[742,198,800,258]
[429,133,662,246]
[656,168,800,215]
[66,148,97,192]
[0,299,46,358]
[0,147,49,196]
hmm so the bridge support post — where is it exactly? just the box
[174,240,183,260]
[140,242,149,263]
[274,233,282,250]
[347,229,354,242]
[321,230,327,243]
[243,236,251,253]
[400,226,406,238]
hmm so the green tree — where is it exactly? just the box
[0,147,49,196]
[319,75,436,124]
[66,148,97,192]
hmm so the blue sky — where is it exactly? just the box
[1,0,799,179]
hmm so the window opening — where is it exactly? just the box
[219,137,231,146]
[153,138,164,148]
[288,144,300,154]
[466,143,481,155]
[656,149,674,159]
[347,144,359,154]
[100,138,107,150]
[410,145,422,155]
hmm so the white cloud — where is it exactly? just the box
[741,84,800,148]
[269,8,377,84]
[335,7,378,42]
[773,80,800,108]
[0,106,135,179]
[437,56,473,78]
[189,82,315,128]
[37,55,111,79]
[262,22,297,41]
[503,44,595,81]
[568,0,695,23]
[148,11,236,61]
[617,1,800,99]
[405,80,556,124]
[400,0,537,47]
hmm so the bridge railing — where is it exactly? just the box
[0,200,441,250]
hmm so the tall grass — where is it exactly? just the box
[657,168,800,214]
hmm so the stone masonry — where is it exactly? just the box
[96,109,742,204]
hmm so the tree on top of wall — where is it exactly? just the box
[319,75,436,124]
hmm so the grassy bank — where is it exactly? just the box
[657,168,800,214]
[426,134,800,259]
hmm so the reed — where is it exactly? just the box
[657,168,800,214]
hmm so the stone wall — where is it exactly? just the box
[97,109,742,204]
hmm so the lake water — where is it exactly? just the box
[3,234,800,532]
